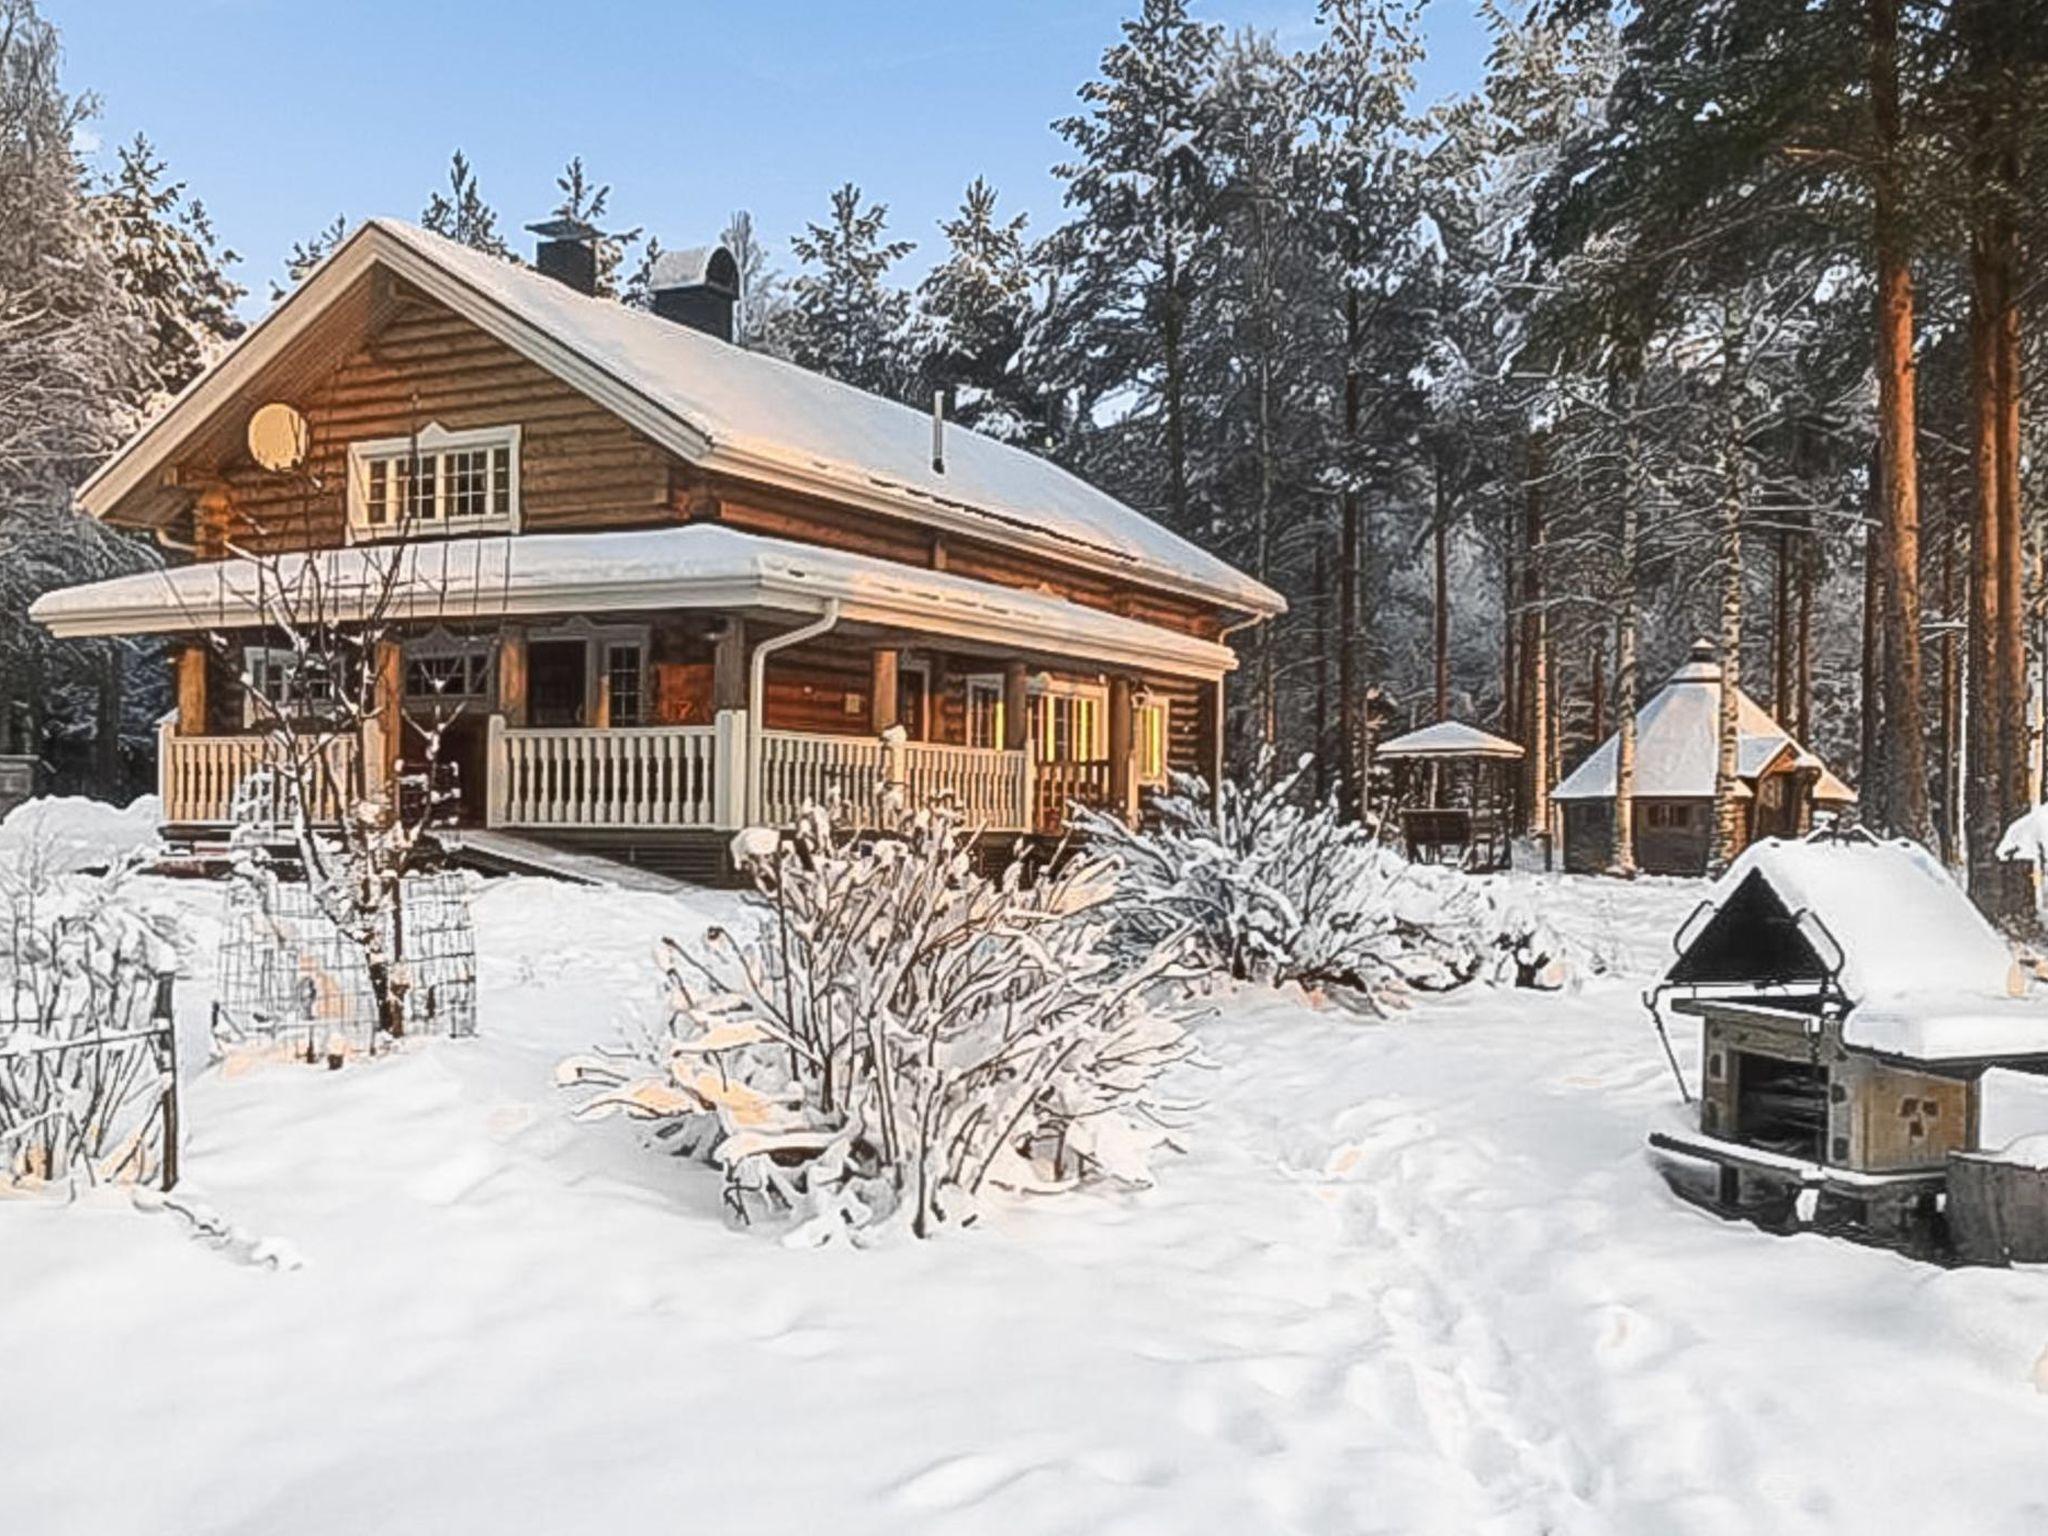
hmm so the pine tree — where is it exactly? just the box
[0,0,161,787]
[1050,0,1222,531]
[271,215,348,302]
[95,134,244,401]
[720,209,789,352]
[421,148,510,257]
[550,157,641,299]
[916,178,1040,443]
[785,183,915,401]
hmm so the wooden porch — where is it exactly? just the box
[161,713,1107,839]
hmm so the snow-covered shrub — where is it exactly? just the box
[560,801,1200,1243]
[1075,759,1582,1006]
[0,841,180,1185]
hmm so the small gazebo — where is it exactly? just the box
[1378,720,1525,872]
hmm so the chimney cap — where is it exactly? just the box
[525,216,604,242]
[650,244,740,297]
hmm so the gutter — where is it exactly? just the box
[1208,612,1271,819]
[745,599,842,825]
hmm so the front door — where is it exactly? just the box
[528,640,587,728]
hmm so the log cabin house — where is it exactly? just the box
[1551,642,1855,877]
[32,219,1284,880]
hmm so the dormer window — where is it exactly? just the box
[347,423,520,539]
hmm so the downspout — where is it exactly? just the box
[745,599,842,825]
[1214,613,1269,821]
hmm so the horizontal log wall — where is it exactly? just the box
[202,287,670,551]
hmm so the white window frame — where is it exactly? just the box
[965,676,1006,750]
[241,645,341,726]
[402,631,496,706]
[966,673,1108,760]
[346,422,522,541]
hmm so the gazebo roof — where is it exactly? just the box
[1377,720,1526,761]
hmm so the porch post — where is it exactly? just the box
[485,714,507,828]
[496,630,528,726]
[713,619,748,711]
[1108,675,1136,823]
[870,648,901,733]
[174,645,208,736]
[713,708,748,827]
[1002,660,1029,752]
[369,639,403,804]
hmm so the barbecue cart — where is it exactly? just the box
[1646,829,2044,1238]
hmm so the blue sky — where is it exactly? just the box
[49,0,1492,315]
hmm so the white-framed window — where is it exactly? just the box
[403,635,495,705]
[347,422,520,540]
[966,674,1108,760]
[1030,680,1106,763]
[604,641,645,727]
[966,677,1005,750]
[241,645,340,725]
[1135,698,1170,783]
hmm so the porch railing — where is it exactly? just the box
[756,729,890,828]
[898,740,1031,831]
[1033,758,1116,834]
[487,718,726,829]
[462,715,1091,838]
[159,719,360,828]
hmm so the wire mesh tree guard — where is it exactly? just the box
[214,868,478,1054]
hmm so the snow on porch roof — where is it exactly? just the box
[1376,720,1525,760]
[77,218,1285,622]
[1552,645,1852,803]
[27,524,1241,680]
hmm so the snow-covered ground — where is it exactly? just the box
[7,851,2048,1535]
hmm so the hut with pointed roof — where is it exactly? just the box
[1552,641,1855,876]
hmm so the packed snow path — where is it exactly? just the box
[6,871,2048,1535]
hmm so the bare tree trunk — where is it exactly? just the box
[1433,450,1451,720]
[1338,288,1361,818]
[1862,514,1886,806]
[1710,340,1747,875]
[1590,641,1606,749]
[1773,528,1793,721]
[1796,529,1814,741]
[93,644,122,796]
[1869,0,1932,847]
[1313,541,1331,802]
[1613,491,1640,876]
[1940,500,1963,867]
[1521,438,1550,843]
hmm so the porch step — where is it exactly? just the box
[436,828,704,893]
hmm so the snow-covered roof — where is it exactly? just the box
[1552,644,1851,803]
[1376,720,1525,760]
[1677,834,2040,1062]
[76,219,1283,621]
[28,524,1240,680]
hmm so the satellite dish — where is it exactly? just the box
[247,402,309,472]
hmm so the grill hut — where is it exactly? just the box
[1648,833,2043,1232]
[1552,642,1855,875]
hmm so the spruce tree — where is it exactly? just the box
[421,148,510,257]
[785,183,915,402]
[916,178,1040,444]
[96,134,244,401]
